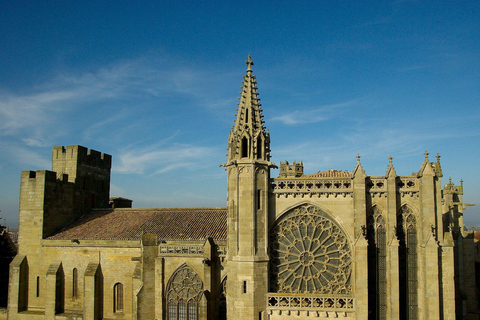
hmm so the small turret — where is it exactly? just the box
[279,161,304,178]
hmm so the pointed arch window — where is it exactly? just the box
[256,137,262,159]
[166,264,203,320]
[113,283,124,313]
[241,137,249,158]
[397,206,418,320]
[367,206,386,320]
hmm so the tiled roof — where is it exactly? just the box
[47,208,227,241]
[303,169,352,178]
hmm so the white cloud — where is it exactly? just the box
[271,100,358,125]
[114,143,218,175]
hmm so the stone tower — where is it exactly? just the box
[223,55,275,319]
[17,146,111,252]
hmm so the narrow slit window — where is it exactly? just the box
[36,276,40,297]
[72,268,78,298]
[257,190,261,210]
[243,281,247,294]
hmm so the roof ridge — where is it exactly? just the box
[93,207,227,211]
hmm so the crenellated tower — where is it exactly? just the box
[223,55,275,319]
[17,146,111,253]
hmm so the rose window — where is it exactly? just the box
[270,204,352,295]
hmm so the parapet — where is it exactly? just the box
[52,145,112,170]
[21,170,61,183]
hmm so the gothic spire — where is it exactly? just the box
[225,55,271,164]
[232,54,265,135]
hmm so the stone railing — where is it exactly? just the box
[366,177,419,198]
[397,177,418,197]
[267,293,354,311]
[159,245,204,255]
[158,244,227,256]
[270,179,353,198]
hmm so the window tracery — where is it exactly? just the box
[397,205,418,320]
[270,204,352,295]
[367,206,386,320]
[166,264,203,320]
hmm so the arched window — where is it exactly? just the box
[397,206,417,320]
[72,268,78,298]
[256,137,262,159]
[113,283,124,313]
[241,137,249,158]
[166,264,203,320]
[367,206,386,320]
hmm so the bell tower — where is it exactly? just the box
[222,55,275,319]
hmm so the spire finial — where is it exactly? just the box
[436,153,441,163]
[388,155,393,165]
[424,149,429,160]
[356,154,361,163]
[460,179,463,186]
[246,54,254,73]
[449,177,452,185]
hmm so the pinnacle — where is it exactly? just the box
[246,54,254,73]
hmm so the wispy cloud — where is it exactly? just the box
[114,142,218,175]
[273,113,480,174]
[0,54,238,155]
[271,100,358,125]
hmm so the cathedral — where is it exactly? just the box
[8,56,478,319]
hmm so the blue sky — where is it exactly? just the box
[0,1,479,227]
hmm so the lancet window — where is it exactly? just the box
[166,264,203,320]
[256,137,262,159]
[270,204,352,295]
[113,283,123,313]
[241,137,249,158]
[367,206,386,320]
[397,205,418,320]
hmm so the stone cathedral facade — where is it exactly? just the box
[8,56,478,319]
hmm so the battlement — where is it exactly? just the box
[279,160,304,178]
[52,145,112,170]
[21,170,67,183]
